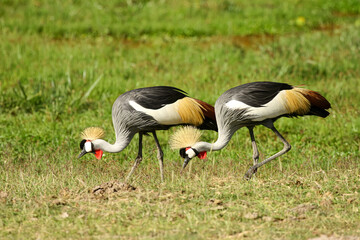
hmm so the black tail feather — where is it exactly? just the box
[300,89,331,118]
[194,99,218,131]
[309,106,330,118]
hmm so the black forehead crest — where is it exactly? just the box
[179,148,186,158]
[80,139,86,150]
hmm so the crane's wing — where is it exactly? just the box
[225,82,293,107]
[220,82,330,122]
[113,86,217,130]
[127,86,187,109]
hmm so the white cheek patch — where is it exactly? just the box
[186,148,196,159]
[84,142,92,152]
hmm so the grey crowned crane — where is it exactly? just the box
[170,82,331,180]
[78,86,217,182]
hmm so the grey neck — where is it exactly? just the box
[93,132,135,153]
[195,127,236,153]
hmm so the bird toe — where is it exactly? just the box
[244,166,257,180]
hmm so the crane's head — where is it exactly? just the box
[169,126,207,169]
[78,127,105,160]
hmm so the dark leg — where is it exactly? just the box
[125,133,143,182]
[244,122,291,180]
[248,126,259,166]
[152,131,164,182]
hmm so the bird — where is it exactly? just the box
[77,86,217,182]
[169,81,331,180]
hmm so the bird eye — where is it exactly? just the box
[179,148,186,158]
[80,139,86,150]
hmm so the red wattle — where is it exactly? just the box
[94,150,103,159]
[198,151,207,159]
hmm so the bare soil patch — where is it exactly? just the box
[0,191,8,203]
[289,203,318,214]
[91,180,136,197]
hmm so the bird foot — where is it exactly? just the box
[244,166,257,180]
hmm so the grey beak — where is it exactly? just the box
[182,156,191,170]
[77,149,87,159]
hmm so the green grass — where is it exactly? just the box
[1,0,360,239]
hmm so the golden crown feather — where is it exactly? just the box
[81,127,105,140]
[169,126,202,149]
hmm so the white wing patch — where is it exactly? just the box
[245,91,288,121]
[225,100,251,109]
[225,91,289,121]
[129,100,182,125]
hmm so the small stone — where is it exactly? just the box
[60,212,69,219]
[262,216,274,222]
[244,212,259,219]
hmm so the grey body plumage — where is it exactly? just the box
[112,88,178,137]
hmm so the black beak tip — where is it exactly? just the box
[182,157,191,170]
[77,149,87,159]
